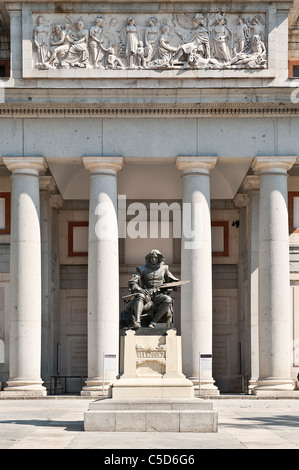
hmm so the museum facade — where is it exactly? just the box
[1,0,299,397]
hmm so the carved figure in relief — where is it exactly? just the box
[233,15,250,55]
[32,12,267,71]
[192,13,211,59]
[248,16,265,41]
[136,41,146,68]
[46,24,69,68]
[105,17,119,49]
[106,47,125,69]
[174,15,214,67]
[89,17,106,68]
[154,25,178,67]
[144,17,160,63]
[175,13,211,61]
[229,34,266,68]
[211,13,232,61]
[183,41,222,69]
[34,16,49,66]
[63,20,89,68]
[121,249,180,330]
[125,16,139,68]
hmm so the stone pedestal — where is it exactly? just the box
[85,328,217,433]
[111,329,194,399]
[84,398,218,432]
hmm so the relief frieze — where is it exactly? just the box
[31,12,267,72]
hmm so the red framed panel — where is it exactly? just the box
[68,221,89,257]
[288,191,299,233]
[211,221,229,257]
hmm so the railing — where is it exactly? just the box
[50,376,87,395]
[241,375,249,394]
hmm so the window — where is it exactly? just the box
[288,59,299,78]
[0,60,10,78]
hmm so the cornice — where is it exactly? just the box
[0,101,299,118]
[3,0,293,3]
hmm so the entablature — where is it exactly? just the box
[0,100,299,118]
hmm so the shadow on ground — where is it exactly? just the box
[221,414,299,428]
[0,420,83,431]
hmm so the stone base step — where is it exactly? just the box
[88,397,213,410]
[84,398,218,432]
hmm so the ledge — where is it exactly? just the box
[0,101,298,118]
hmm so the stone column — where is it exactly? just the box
[242,175,260,392]
[81,157,123,396]
[39,177,58,392]
[253,157,296,395]
[2,157,47,396]
[176,156,219,396]
[234,193,249,388]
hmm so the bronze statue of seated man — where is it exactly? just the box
[120,249,180,330]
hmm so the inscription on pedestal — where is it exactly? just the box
[136,344,166,376]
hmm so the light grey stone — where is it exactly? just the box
[84,411,116,432]
[115,411,146,432]
[179,410,218,433]
[145,411,180,432]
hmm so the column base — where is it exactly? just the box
[81,378,112,397]
[248,378,258,394]
[0,379,47,397]
[190,378,220,397]
[252,378,295,397]
[0,390,47,397]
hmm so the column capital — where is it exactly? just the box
[242,175,260,193]
[3,157,47,174]
[82,157,124,174]
[176,156,218,174]
[234,193,249,208]
[49,194,63,210]
[252,156,297,174]
[39,176,56,192]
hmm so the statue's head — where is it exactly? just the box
[145,249,165,265]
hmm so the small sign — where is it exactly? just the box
[103,354,117,371]
[200,354,212,372]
